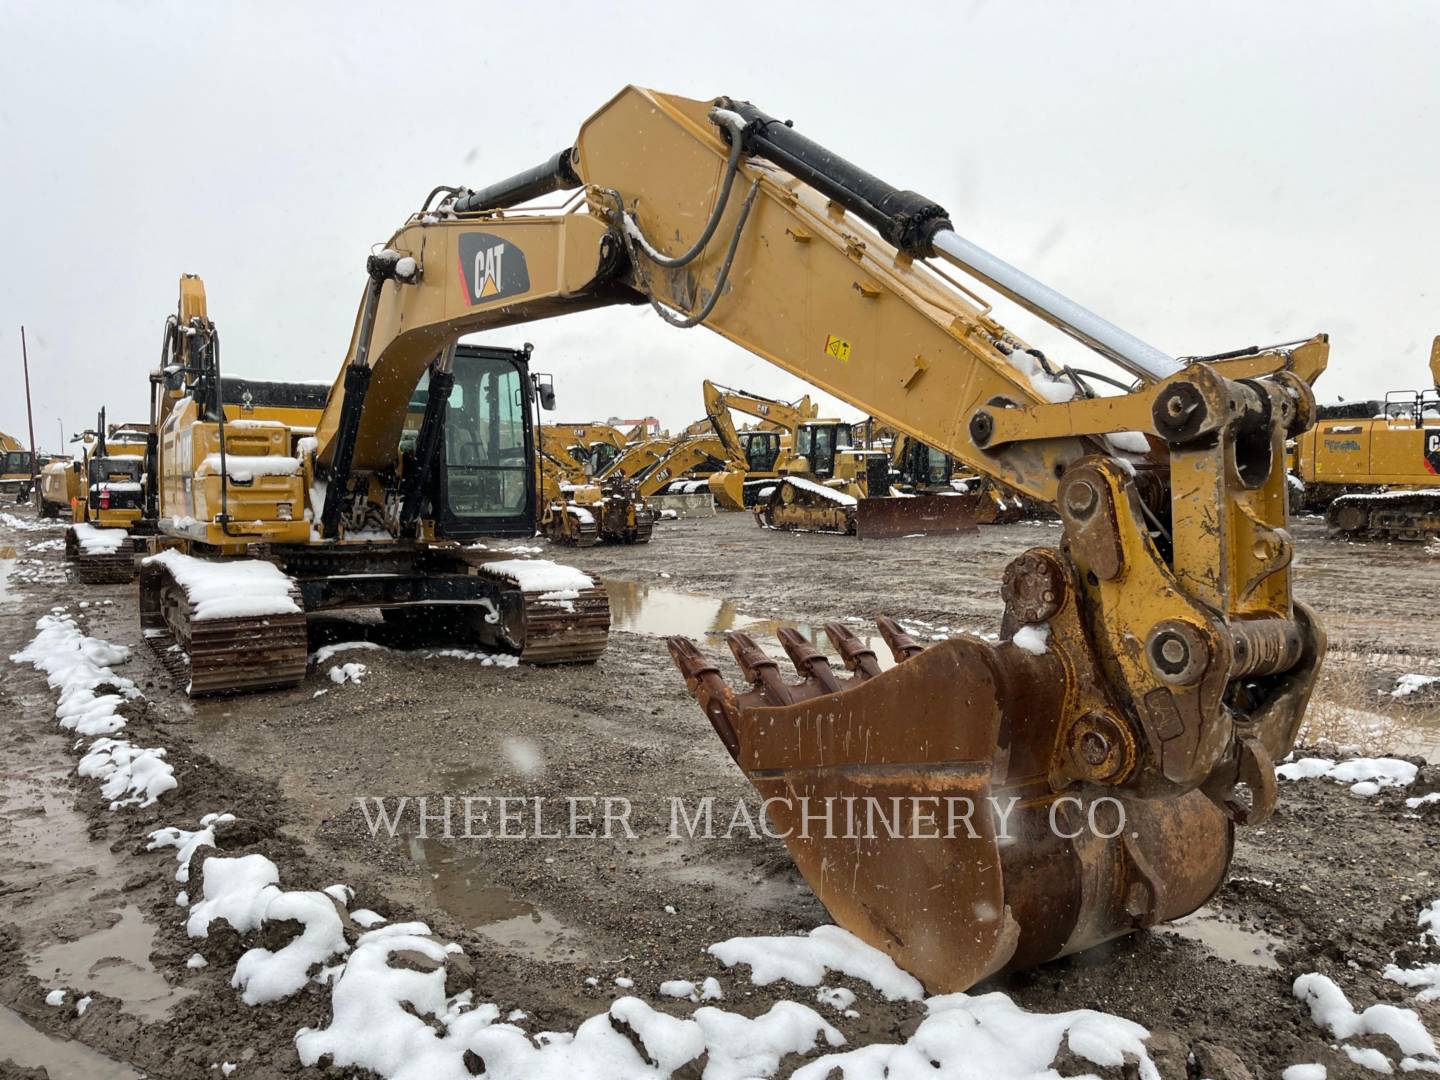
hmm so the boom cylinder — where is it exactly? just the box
[452,148,580,214]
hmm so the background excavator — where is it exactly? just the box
[1289,335,1440,539]
[285,85,1327,995]
[139,275,610,695]
[61,411,153,583]
[536,418,655,545]
[700,380,812,509]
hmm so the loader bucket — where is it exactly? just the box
[854,494,980,540]
[669,616,1233,993]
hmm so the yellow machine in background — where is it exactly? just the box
[700,380,811,509]
[545,421,632,476]
[37,457,80,518]
[0,431,37,502]
[536,424,655,546]
[62,412,151,583]
[1291,336,1440,539]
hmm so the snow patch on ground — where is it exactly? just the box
[186,853,350,1005]
[329,662,367,685]
[312,641,386,665]
[708,925,925,1002]
[144,548,300,620]
[1276,756,1418,796]
[11,614,177,809]
[78,738,178,809]
[1393,674,1440,698]
[1294,972,1439,1070]
[792,990,1161,1080]
[1384,899,1440,1002]
[147,812,236,883]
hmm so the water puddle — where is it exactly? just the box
[29,905,194,1022]
[603,579,898,671]
[0,1005,141,1079]
[404,837,586,962]
[1159,905,1282,969]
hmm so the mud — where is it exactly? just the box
[0,508,1438,1078]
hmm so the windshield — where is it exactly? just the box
[88,457,142,485]
[740,431,779,472]
[2,451,30,473]
[442,350,530,523]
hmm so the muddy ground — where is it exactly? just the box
[1,508,1438,1078]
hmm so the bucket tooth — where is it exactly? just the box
[666,637,740,759]
[875,615,924,661]
[724,630,794,704]
[776,626,843,693]
[823,620,881,679]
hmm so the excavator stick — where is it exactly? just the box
[853,494,980,540]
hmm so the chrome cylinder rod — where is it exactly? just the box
[930,228,1182,383]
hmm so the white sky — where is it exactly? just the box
[2,0,1437,451]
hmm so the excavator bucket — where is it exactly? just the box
[853,494,980,540]
[668,608,1234,994]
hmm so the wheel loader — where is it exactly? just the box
[172,86,1326,994]
[138,275,610,696]
[62,412,153,583]
[1290,335,1440,539]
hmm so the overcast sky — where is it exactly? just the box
[2,0,1436,451]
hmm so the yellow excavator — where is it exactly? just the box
[139,275,610,695]
[536,421,654,545]
[61,412,152,583]
[1290,336,1440,539]
[700,380,810,509]
[545,421,632,476]
[165,87,1326,995]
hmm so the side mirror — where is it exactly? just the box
[534,374,557,412]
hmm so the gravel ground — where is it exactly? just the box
[0,507,1437,1078]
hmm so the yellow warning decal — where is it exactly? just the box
[824,334,852,362]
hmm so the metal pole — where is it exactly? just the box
[56,418,62,453]
[20,326,38,499]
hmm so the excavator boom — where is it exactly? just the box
[299,86,1325,993]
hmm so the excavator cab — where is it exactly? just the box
[414,344,539,542]
[737,429,780,472]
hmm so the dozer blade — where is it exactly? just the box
[669,621,1234,994]
[854,494,980,540]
